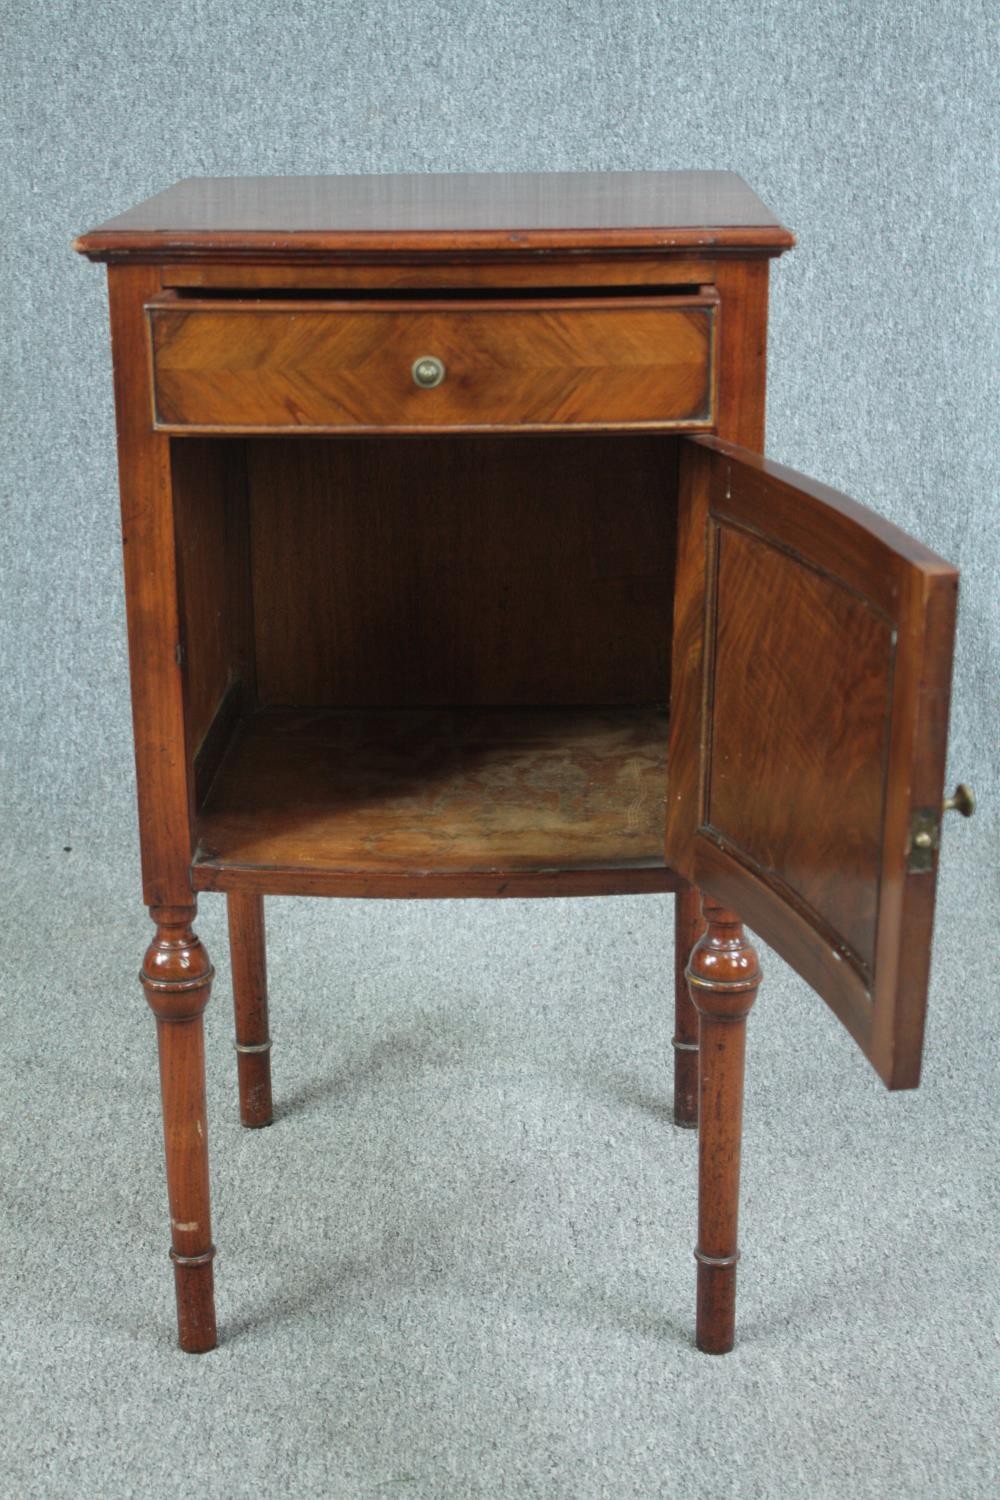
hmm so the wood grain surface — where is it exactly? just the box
[708,521,893,976]
[226,893,273,1129]
[140,915,217,1353]
[161,257,719,290]
[247,434,678,709]
[75,170,795,260]
[107,264,198,907]
[686,899,761,1354]
[667,436,958,1088]
[148,294,716,433]
[171,438,254,777]
[194,706,671,897]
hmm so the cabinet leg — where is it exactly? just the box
[141,907,217,1353]
[227,893,273,1128]
[673,885,705,1128]
[686,897,761,1354]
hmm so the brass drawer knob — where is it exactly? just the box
[412,355,445,389]
[943,783,976,818]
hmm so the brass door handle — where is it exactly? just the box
[909,784,975,867]
[943,783,976,818]
[412,355,445,389]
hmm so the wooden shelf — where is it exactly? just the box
[192,706,676,898]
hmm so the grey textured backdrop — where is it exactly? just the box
[2,0,998,844]
[2,4,998,1499]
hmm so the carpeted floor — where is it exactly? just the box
[1,833,996,1499]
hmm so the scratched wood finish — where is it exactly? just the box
[194,707,670,897]
[75,170,795,260]
[148,295,717,434]
[667,436,958,1088]
[687,898,761,1354]
[141,912,217,1353]
[248,435,677,709]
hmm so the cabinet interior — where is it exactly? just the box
[171,433,680,888]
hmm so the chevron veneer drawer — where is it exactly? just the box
[146,292,718,434]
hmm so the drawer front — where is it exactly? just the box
[147,295,717,433]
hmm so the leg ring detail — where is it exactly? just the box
[170,1246,217,1268]
[694,1248,741,1269]
[141,965,216,994]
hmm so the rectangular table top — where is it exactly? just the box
[75,169,794,259]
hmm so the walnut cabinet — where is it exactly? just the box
[75,171,967,1355]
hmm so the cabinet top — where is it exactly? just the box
[74,169,794,261]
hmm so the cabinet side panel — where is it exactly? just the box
[248,435,678,708]
[106,265,194,907]
[713,260,769,451]
[172,439,255,800]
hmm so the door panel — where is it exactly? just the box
[667,437,958,1088]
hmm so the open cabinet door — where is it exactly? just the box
[667,437,958,1089]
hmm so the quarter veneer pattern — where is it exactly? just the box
[148,294,717,434]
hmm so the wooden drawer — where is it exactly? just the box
[146,293,718,434]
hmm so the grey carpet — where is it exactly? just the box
[1,833,997,1499]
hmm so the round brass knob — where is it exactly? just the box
[943,783,976,818]
[412,355,445,389]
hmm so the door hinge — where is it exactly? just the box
[907,808,940,873]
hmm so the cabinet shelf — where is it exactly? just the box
[192,706,677,898]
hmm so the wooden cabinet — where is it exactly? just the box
[75,170,965,1357]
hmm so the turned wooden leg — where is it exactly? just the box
[673,884,705,1128]
[140,907,217,1353]
[686,896,761,1354]
[227,893,273,1128]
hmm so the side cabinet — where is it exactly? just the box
[73,170,968,1357]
